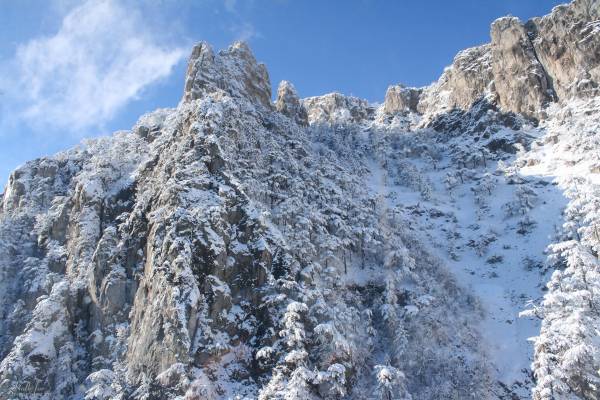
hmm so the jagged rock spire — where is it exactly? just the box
[183,41,273,109]
[275,80,308,126]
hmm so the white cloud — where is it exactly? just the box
[220,0,260,42]
[232,22,261,42]
[6,0,186,132]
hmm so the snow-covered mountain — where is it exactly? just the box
[1,1,599,399]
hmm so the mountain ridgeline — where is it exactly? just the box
[1,1,600,399]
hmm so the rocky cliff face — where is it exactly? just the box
[184,41,273,108]
[1,1,600,400]
[382,85,422,114]
[275,81,308,127]
[393,0,600,121]
[490,16,555,119]
[416,44,493,117]
[528,0,600,99]
[302,92,375,125]
[0,41,487,400]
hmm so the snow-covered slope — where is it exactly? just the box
[1,1,599,399]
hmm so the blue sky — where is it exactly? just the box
[0,0,566,189]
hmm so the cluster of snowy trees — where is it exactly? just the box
[7,43,600,399]
[0,82,495,399]
[0,132,151,399]
[520,98,600,400]
[525,178,600,399]
[215,100,488,399]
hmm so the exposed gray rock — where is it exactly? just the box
[419,0,600,120]
[0,281,75,398]
[302,92,375,125]
[526,0,600,99]
[490,16,555,119]
[417,44,494,116]
[383,84,422,114]
[183,41,273,109]
[418,19,555,121]
[275,80,308,126]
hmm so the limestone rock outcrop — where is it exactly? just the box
[183,41,273,109]
[275,80,308,126]
[526,0,600,99]
[418,45,494,116]
[414,0,600,120]
[383,84,422,114]
[490,16,556,119]
[302,92,375,125]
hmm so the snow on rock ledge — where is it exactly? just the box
[417,44,494,117]
[275,80,308,126]
[302,92,375,125]
[183,41,273,109]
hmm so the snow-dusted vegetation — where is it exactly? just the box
[1,1,600,399]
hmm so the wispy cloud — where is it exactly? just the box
[220,0,261,42]
[223,0,238,13]
[230,22,261,42]
[2,0,186,132]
